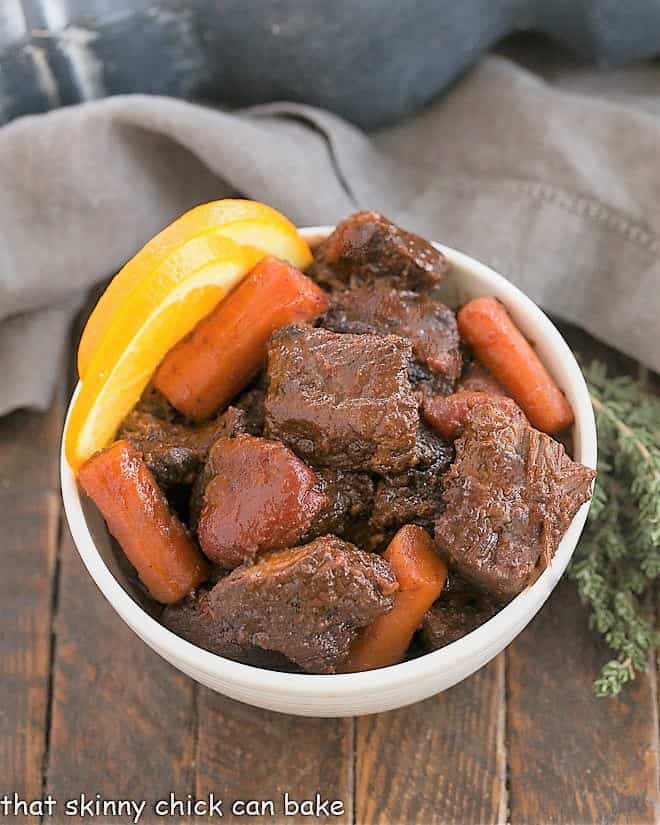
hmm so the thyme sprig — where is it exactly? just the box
[569,360,660,697]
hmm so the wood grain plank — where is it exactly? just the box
[45,528,197,824]
[507,580,659,825]
[0,490,59,807]
[195,692,353,823]
[0,353,68,817]
[355,655,507,825]
[506,326,659,825]
[0,397,66,496]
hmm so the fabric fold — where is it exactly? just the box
[0,55,658,415]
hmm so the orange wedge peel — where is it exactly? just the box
[77,199,312,378]
[66,200,312,473]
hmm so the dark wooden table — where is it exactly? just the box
[1,320,658,825]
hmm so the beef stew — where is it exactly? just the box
[77,210,595,674]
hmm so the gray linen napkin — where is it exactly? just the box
[1,56,659,415]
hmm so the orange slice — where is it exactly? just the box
[77,199,311,378]
[65,237,264,472]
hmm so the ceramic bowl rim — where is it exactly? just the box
[60,226,597,704]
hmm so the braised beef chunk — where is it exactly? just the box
[118,405,246,488]
[457,361,508,395]
[214,405,249,437]
[233,380,266,436]
[207,536,398,673]
[369,428,453,543]
[322,282,461,395]
[197,434,327,568]
[435,402,595,601]
[162,589,220,650]
[307,469,375,538]
[134,385,179,421]
[310,211,448,292]
[420,574,499,651]
[161,589,297,670]
[264,325,420,473]
[188,408,251,528]
[423,392,525,441]
[189,461,214,533]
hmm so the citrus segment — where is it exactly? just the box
[66,241,264,471]
[77,200,311,377]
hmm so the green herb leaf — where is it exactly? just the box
[568,360,660,697]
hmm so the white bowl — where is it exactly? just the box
[61,227,597,717]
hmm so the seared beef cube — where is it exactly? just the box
[188,408,251,528]
[435,402,595,601]
[189,460,214,533]
[187,405,251,531]
[310,211,448,291]
[264,325,419,473]
[369,428,453,541]
[207,536,397,673]
[214,405,248,437]
[420,574,499,650]
[457,361,508,395]
[197,434,327,568]
[134,385,179,421]
[307,469,375,538]
[118,405,246,488]
[370,475,437,545]
[162,589,219,650]
[423,392,525,441]
[323,283,461,395]
[423,360,518,441]
[416,422,453,466]
[321,518,382,553]
[233,378,267,435]
[162,589,296,671]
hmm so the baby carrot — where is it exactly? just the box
[79,440,209,604]
[154,257,329,421]
[344,525,447,672]
[457,296,574,434]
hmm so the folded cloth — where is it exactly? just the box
[1,55,658,416]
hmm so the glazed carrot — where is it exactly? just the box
[344,525,447,672]
[422,391,525,440]
[79,440,209,604]
[154,256,330,421]
[457,296,574,434]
